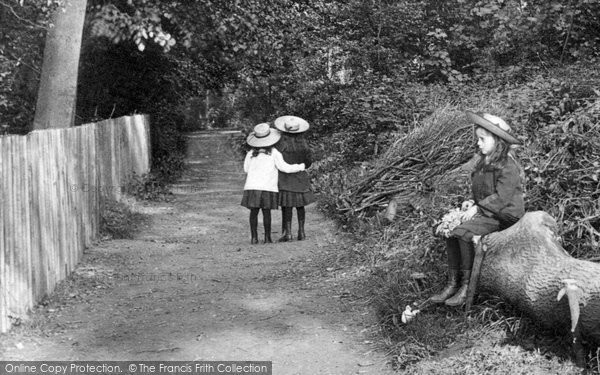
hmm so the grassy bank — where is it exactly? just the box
[312,64,600,373]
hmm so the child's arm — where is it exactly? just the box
[477,158,521,218]
[272,149,305,173]
[243,150,252,173]
[304,148,313,169]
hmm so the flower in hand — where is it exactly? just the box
[434,201,477,238]
[462,204,478,221]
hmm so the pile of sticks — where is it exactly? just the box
[339,109,474,217]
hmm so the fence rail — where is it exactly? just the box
[0,115,150,332]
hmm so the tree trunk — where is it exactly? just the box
[33,0,87,129]
[479,211,600,342]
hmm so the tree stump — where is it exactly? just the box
[479,211,600,343]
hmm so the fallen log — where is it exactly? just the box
[478,211,600,343]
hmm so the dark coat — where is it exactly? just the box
[451,155,525,241]
[472,155,525,225]
[277,148,312,193]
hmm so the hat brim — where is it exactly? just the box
[246,130,281,147]
[466,111,522,145]
[274,116,309,133]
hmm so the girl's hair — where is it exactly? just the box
[474,126,510,166]
[277,132,309,152]
[486,134,511,167]
[251,146,272,157]
[475,127,525,183]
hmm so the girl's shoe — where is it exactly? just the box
[297,220,306,240]
[445,270,471,306]
[278,222,292,242]
[264,233,273,243]
[430,269,460,303]
[251,229,259,244]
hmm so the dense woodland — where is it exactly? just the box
[2,0,600,372]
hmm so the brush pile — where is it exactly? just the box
[338,107,475,220]
[337,96,600,258]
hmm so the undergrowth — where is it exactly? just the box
[313,64,600,373]
[100,197,147,239]
[125,172,174,201]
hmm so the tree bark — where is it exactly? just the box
[33,0,87,129]
[479,211,600,342]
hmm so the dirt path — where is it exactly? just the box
[0,131,395,374]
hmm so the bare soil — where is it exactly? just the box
[0,131,395,375]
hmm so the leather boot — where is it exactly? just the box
[278,222,292,242]
[297,220,306,240]
[445,270,471,306]
[264,232,272,244]
[430,269,460,303]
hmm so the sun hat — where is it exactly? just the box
[466,111,522,145]
[274,115,310,133]
[246,123,281,147]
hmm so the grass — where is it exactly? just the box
[343,228,597,373]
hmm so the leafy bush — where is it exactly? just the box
[100,197,147,239]
[148,109,186,182]
[77,40,195,183]
[125,172,173,201]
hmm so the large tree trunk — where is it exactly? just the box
[479,211,600,342]
[33,0,87,129]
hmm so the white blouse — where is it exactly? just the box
[243,148,305,192]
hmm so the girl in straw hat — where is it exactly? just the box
[273,115,315,242]
[242,123,306,244]
[430,111,525,306]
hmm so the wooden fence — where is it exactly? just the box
[0,115,150,332]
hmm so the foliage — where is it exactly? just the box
[99,197,146,239]
[76,36,194,181]
[462,0,600,66]
[512,71,600,258]
[0,0,62,134]
[125,172,173,201]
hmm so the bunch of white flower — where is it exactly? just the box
[434,207,467,238]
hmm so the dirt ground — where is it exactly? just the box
[0,131,396,375]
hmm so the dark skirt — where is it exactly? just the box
[450,214,501,242]
[279,190,315,207]
[241,190,279,209]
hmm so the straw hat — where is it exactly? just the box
[274,115,309,133]
[466,111,522,145]
[246,123,281,147]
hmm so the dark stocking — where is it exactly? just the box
[249,208,259,244]
[262,209,272,243]
[296,207,305,222]
[459,239,474,270]
[296,206,306,240]
[445,237,461,270]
